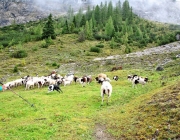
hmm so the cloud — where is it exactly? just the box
[32,0,180,24]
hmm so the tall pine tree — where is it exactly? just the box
[42,14,56,39]
[105,16,115,37]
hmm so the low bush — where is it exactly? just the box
[90,47,100,53]
[13,65,18,73]
[96,44,104,48]
[10,50,28,58]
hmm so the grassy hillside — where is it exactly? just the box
[0,62,179,139]
[0,2,180,138]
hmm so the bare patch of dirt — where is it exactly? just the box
[93,124,117,140]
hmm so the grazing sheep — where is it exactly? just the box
[98,73,107,79]
[111,66,122,71]
[101,80,112,105]
[96,73,108,84]
[64,73,74,83]
[62,78,72,86]
[113,75,119,81]
[3,81,16,90]
[14,78,24,87]
[73,76,79,84]
[128,75,148,88]
[77,75,92,87]
[25,79,35,90]
[95,77,104,84]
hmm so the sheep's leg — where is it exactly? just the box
[25,85,28,90]
[107,92,110,105]
[101,96,104,105]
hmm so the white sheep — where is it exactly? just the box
[25,79,35,90]
[100,80,112,105]
[62,79,72,86]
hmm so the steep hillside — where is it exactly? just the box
[0,0,85,27]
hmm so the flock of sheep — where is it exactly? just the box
[0,71,148,105]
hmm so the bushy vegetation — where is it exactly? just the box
[10,50,28,58]
[0,0,180,50]
[90,47,101,53]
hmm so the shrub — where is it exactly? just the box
[40,38,54,48]
[11,50,28,58]
[96,44,104,48]
[46,37,54,46]
[1,41,9,47]
[0,45,4,50]
[78,31,86,42]
[40,40,47,48]
[90,47,100,53]
[13,66,18,73]
[125,46,132,54]
[32,46,38,52]
[52,62,57,67]
[94,34,110,41]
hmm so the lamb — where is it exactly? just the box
[100,80,112,105]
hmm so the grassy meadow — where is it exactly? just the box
[0,1,180,138]
[0,16,180,139]
[0,63,180,139]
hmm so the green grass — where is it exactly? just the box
[0,23,180,139]
[0,67,179,139]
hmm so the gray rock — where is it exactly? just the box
[156,66,164,71]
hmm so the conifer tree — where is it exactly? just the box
[94,5,101,25]
[85,21,90,39]
[89,19,93,38]
[86,5,92,21]
[76,8,83,27]
[101,1,108,25]
[42,14,56,39]
[80,15,86,27]
[62,20,69,34]
[73,16,77,28]
[122,0,130,21]
[85,19,93,39]
[105,16,115,37]
[107,1,113,19]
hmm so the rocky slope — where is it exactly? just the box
[0,0,84,27]
[57,41,180,74]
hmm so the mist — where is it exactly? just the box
[33,0,180,25]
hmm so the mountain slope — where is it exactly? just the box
[1,0,180,27]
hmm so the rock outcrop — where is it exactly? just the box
[0,0,85,27]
